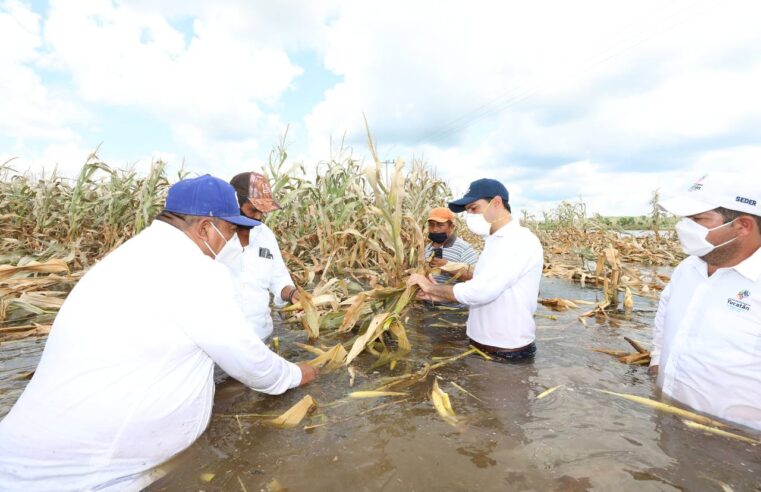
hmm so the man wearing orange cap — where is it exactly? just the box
[228,171,299,340]
[424,207,479,285]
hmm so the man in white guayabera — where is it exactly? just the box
[407,178,544,361]
[650,172,761,432]
[224,171,300,341]
[0,175,317,491]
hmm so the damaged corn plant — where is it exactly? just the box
[264,123,451,368]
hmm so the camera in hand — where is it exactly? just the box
[433,248,443,259]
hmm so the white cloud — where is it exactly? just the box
[0,0,85,141]
[303,0,761,214]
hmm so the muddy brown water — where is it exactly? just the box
[1,275,759,491]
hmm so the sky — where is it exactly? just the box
[2,0,761,216]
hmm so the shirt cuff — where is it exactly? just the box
[649,349,660,367]
[273,281,294,307]
[287,361,303,388]
[452,283,465,305]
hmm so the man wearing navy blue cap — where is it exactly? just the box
[408,178,544,360]
[0,175,317,491]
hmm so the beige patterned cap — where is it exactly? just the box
[230,171,281,212]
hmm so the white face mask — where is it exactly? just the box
[204,222,243,267]
[675,217,737,257]
[466,213,492,237]
[466,200,502,237]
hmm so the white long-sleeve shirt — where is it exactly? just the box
[651,250,761,431]
[232,223,295,340]
[453,219,544,349]
[0,221,302,491]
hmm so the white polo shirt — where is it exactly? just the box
[651,249,761,431]
[231,223,294,340]
[453,219,543,349]
[0,221,302,491]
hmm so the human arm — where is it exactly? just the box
[267,232,297,307]
[407,273,458,303]
[649,281,672,375]
[183,264,316,394]
[452,236,541,306]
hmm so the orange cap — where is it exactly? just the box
[427,207,454,223]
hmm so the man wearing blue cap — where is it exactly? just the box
[408,178,543,360]
[0,175,317,491]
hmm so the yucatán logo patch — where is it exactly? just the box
[727,289,751,312]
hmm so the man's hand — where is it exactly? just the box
[648,365,659,376]
[429,257,448,268]
[407,273,437,294]
[416,290,450,303]
[281,285,299,304]
[297,363,318,386]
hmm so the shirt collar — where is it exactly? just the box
[490,217,519,238]
[152,219,208,258]
[687,246,761,282]
[442,231,457,247]
[732,246,761,282]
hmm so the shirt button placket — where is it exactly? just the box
[663,276,712,394]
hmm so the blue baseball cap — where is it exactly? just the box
[165,174,260,227]
[448,178,509,213]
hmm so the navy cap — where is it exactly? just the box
[165,174,260,227]
[448,178,509,213]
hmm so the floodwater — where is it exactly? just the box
[1,275,760,491]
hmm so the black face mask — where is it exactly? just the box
[428,232,448,244]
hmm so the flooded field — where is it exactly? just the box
[1,275,759,491]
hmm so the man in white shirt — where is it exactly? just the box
[229,172,299,340]
[650,173,761,431]
[408,178,544,360]
[0,175,317,491]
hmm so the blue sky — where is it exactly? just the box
[2,0,761,215]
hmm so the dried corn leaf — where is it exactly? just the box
[295,342,326,356]
[682,419,759,445]
[15,291,66,310]
[388,318,411,352]
[0,259,69,281]
[269,395,317,429]
[623,287,634,314]
[537,384,564,400]
[345,313,391,366]
[280,293,339,312]
[438,262,470,273]
[306,344,347,370]
[592,348,630,357]
[624,337,648,354]
[431,379,458,426]
[618,353,650,365]
[596,389,727,428]
[338,292,368,333]
[348,390,407,399]
[296,286,320,339]
[538,298,579,311]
